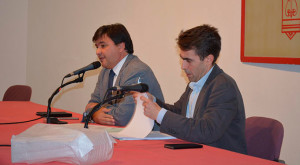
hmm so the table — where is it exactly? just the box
[0,101,283,165]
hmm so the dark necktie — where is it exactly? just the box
[107,69,115,99]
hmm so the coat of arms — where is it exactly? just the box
[282,0,300,39]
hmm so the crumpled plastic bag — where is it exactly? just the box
[11,123,116,164]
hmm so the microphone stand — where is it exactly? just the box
[46,73,85,124]
[84,93,125,129]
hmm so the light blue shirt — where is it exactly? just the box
[156,66,214,124]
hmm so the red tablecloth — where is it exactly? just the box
[0,101,282,165]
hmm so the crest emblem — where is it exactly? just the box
[282,0,300,39]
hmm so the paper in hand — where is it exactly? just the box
[110,93,154,139]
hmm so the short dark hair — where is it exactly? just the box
[177,24,221,64]
[93,23,134,54]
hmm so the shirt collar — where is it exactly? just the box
[189,65,214,91]
[112,54,128,76]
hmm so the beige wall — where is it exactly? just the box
[0,0,27,96]
[1,0,300,164]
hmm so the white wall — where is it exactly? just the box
[0,0,28,97]
[1,0,300,164]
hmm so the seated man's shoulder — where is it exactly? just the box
[126,55,151,72]
[211,72,238,89]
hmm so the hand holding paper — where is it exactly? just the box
[139,95,161,120]
[111,93,154,139]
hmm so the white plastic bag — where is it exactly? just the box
[11,123,115,164]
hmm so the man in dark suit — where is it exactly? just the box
[137,24,247,154]
[84,23,164,127]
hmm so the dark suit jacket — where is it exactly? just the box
[89,54,164,126]
[157,64,247,154]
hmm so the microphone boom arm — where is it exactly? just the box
[84,93,125,128]
[47,73,85,124]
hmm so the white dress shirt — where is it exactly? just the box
[111,55,128,85]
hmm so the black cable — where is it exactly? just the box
[0,116,43,125]
[61,77,66,86]
[0,117,43,147]
[0,145,11,147]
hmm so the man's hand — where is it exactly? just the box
[140,95,161,120]
[131,92,155,102]
[85,102,98,111]
[92,107,115,125]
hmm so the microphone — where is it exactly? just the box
[110,83,149,92]
[65,61,101,78]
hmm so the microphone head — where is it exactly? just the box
[139,83,149,92]
[92,61,101,69]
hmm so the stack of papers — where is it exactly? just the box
[113,131,176,140]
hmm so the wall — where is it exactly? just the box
[0,0,28,97]
[1,0,300,164]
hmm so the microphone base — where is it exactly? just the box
[46,117,68,124]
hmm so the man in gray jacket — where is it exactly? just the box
[84,23,164,127]
[136,24,247,154]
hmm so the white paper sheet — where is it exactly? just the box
[114,131,176,140]
[110,93,154,139]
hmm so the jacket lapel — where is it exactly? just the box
[182,86,192,116]
[192,64,223,117]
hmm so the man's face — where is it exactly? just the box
[94,34,123,69]
[180,49,212,82]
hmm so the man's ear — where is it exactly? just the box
[117,42,126,52]
[206,54,214,64]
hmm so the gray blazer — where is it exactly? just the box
[89,54,164,126]
[157,64,247,154]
